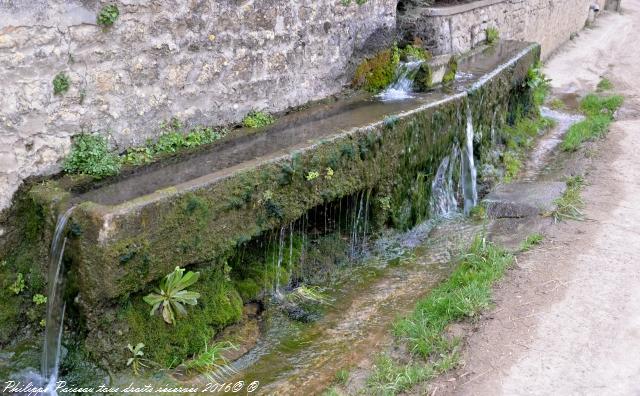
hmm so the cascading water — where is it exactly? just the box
[274,226,286,297]
[430,145,460,218]
[377,61,422,101]
[461,103,478,214]
[40,206,75,395]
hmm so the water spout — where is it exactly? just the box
[461,104,478,214]
[378,61,422,101]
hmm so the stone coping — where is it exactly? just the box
[423,0,509,16]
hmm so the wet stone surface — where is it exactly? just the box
[484,182,566,218]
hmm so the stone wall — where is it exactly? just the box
[398,0,608,57]
[0,0,396,212]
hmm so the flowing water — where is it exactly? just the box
[27,206,75,395]
[462,103,479,214]
[219,218,480,395]
[377,61,423,101]
[431,145,461,218]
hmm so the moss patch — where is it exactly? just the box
[118,264,242,368]
[353,47,400,92]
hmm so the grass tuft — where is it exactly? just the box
[562,93,623,151]
[596,78,613,92]
[363,236,513,394]
[549,176,585,222]
[521,233,543,251]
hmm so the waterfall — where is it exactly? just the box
[377,61,422,101]
[430,145,460,218]
[274,226,286,297]
[41,206,75,395]
[461,103,478,214]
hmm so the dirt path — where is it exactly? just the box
[436,2,640,395]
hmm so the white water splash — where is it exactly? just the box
[378,61,422,101]
[431,145,460,218]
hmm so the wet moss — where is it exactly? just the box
[415,63,434,91]
[442,56,458,86]
[353,47,400,92]
[117,264,242,368]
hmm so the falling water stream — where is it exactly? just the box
[462,103,479,214]
[40,206,74,395]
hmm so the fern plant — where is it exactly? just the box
[143,266,200,325]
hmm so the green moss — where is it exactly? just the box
[442,56,458,85]
[400,45,431,62]
[353,47,400,92]
[120,265,242,367]
[415,63,433,91]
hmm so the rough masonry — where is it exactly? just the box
[0,0,396,212]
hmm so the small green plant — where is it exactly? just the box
[63,134,121,178]
[306,170,320,181]
[485,27,499,44]
[32,294,47,305]
[39,319,46,328]
[597,78,614,91]
[9,273,25,295]
[335,368,350,384]
[97,4,119,27]
[521,233,543,251]
[143,266,201,325]
[52,72,70,95]
[126,343,148,376]
[242,111,275,128]
[526,61,551,106]
[325,167,334,179]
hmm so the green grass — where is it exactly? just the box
[561,93,623,151]
[501,116,555,181]
[393,236,513,358]
[335,368,350,384]
[597,78,613,91]
[549,176,585,222]
[521,233,543,251]
[242,110,276,128]
[322,388,342,396]
[365,236,514,394]
[182,341,237,382]
[485,27,499,45]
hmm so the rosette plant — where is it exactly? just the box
[143,266,201,325]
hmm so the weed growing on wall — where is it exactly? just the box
[52,72,70,95]
[242,111,276,128]
[63,134,121,178]
[97,4,119,27]
[485,27,499,45]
